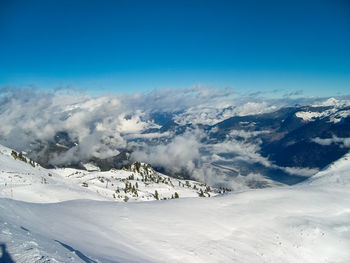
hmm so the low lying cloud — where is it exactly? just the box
[0,86,341,188]
[131,126,315,189]
[0,86,280,156]
[312,136,350,148]
[132,130,201,175]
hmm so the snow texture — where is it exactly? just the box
[1,144,350,262]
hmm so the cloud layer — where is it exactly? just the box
[0,86,337,188]
[312,136,350,148]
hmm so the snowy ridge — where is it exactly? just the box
[0,144,218,203]
[0,145,109,203]
[295,107,350,123]
[54,162,218,203]
[295,110,330,121]
[295,98,350,123]
[305,152,350,186]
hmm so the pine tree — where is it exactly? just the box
[11,151,18,159]
[154,190,159,200]
[174,192,179,198]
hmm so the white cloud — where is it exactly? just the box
[132,130,201,175]
[311,97,350,107]
[0,86,340,187]
[312,136,350,148]
[234,101,277,116]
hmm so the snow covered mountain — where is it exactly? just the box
[0,144,218,203]
[1,144,349,262]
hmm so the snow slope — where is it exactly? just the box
[0,144,217,203]
[0,144,107,203]
[1,148,350,262]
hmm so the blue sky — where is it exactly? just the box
[0,0,349,96]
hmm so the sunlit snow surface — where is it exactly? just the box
[0,144,217,203]
[1,144,350,262]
